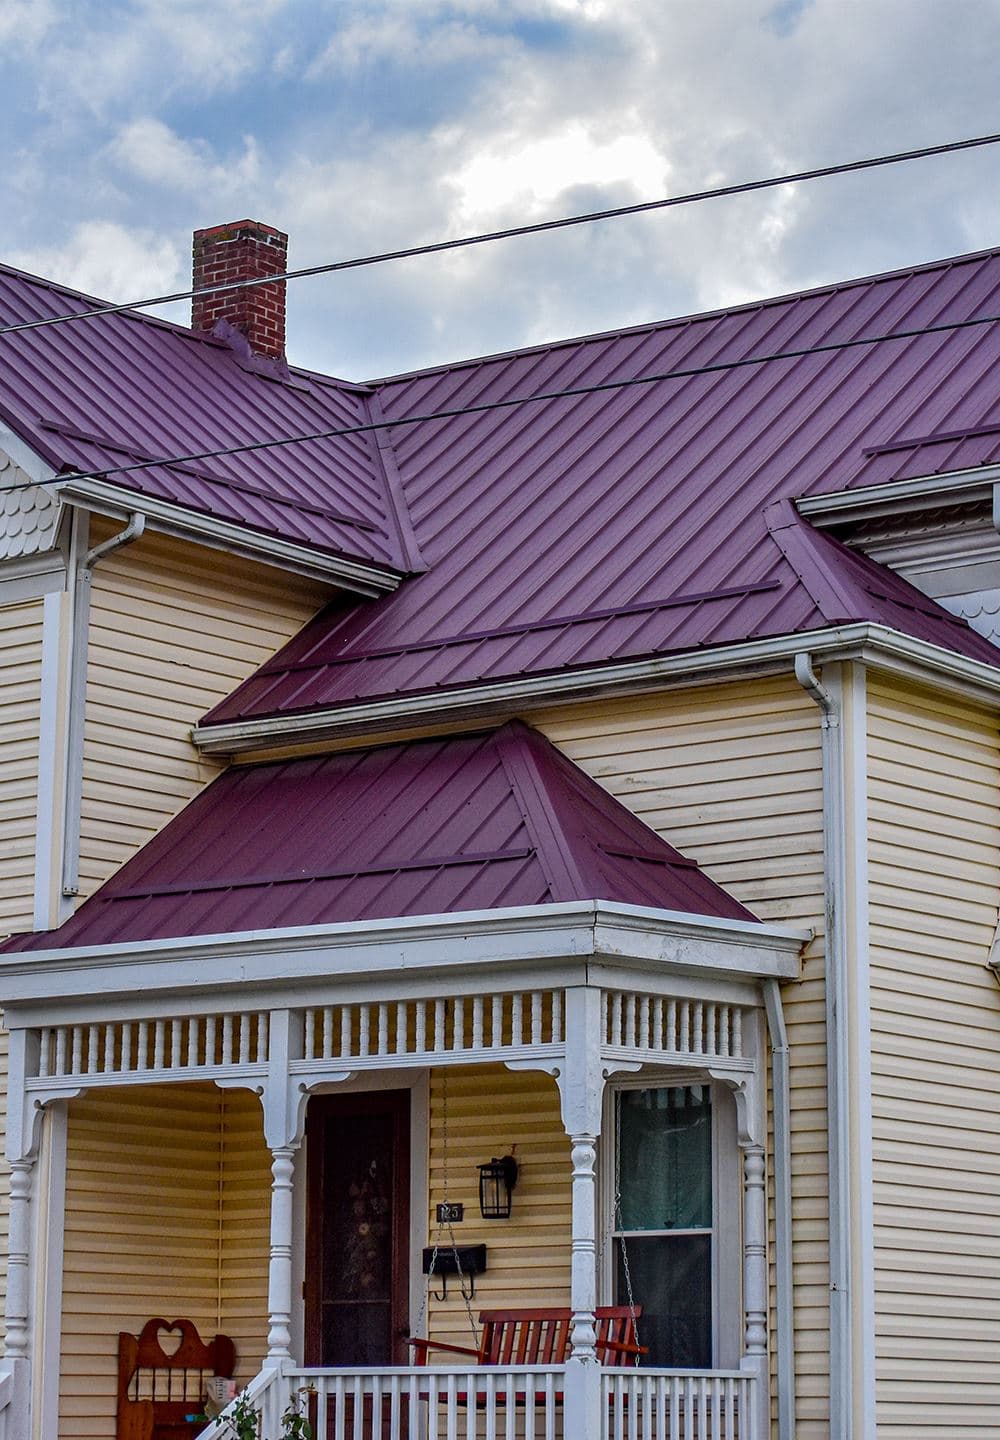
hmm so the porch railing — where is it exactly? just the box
[203,1364,757,1440]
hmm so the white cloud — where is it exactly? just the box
[0,0,56,47]
[110,119,260,197]
[9,222,184,308]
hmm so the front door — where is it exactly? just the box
[305,1090,411,1366]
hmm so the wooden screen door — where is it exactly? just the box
[305,1090,411,1367]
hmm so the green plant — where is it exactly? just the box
[229,1390,260,1440]
[279,1386,314,1440]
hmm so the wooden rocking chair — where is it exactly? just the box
[116,1317,236,1440]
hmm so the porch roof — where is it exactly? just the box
[2,721,753,951]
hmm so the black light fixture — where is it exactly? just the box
[478,1155,519,1219]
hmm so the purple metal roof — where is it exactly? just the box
[1,721,753,950]
[205,247,1000,725]
[0,265,413,572]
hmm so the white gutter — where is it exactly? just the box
[763,978,795,1440]
[55,476,401,595]
[193,621,1000,754]
[60,512,145,901]
[796,464,1000,524]
[793,652,852,1440]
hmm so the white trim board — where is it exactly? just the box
[56,477,401,594]
[191,623,1000,754]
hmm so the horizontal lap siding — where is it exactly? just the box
[0,599,43,933]
[219,1090,270,1384]
[426,1065,570,1344]
[79,525,328,900]
[867,677,1000,1437]
[535,679,828,1435]
[59,1085,222,1440]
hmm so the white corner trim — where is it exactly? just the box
[33,591,70,930]
[191,622,1000,755]
[55,477,400,594]
[844,663,876,1440]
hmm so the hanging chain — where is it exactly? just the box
[613,1093,642,1366]
[414,1063,479,1349]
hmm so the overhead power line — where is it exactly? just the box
[6,304,999,500]
[2,129,1000,339]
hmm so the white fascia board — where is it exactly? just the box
[0,900,807,1022]
[0,424,57,487]
[55,477,401,595]
[796,465,1000,525]
[0,551,67,604]
[192,622,1000,754]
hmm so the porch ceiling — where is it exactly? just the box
[3,721,754,952]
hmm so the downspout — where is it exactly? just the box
[763,978,795,1440]
[794,652,852,1439]
[60,513,145,902]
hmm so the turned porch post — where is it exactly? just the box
[560,986,606,1440]
[266,1146,297,1360]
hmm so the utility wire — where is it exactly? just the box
[7,305,999,500]
[2,129,1000,338]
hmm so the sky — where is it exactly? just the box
[3,0,1000,380]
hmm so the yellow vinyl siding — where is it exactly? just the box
[218,1090,270,1383]
[533,679,829,1434]
[867,676,1000,1438]
[78,525,328,900]
[59,1085,222,1440]
[0,599,43,933]
[58,1083,271,1438]
[425,1065,570,1343]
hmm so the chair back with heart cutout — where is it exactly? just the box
[117,1317,235,1440]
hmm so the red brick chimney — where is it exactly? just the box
[191,220,288,359]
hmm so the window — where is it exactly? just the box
[606,1080,740,1369]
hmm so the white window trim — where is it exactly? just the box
[599,1071,742,1369]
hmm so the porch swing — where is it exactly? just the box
[408,1071,645,1374]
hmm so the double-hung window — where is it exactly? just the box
[606,1080,740,1369]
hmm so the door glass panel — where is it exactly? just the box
[617,1084,712,1230]
[615,1234,712,1368]
[322,1112,394,1366]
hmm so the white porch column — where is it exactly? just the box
[742,1144,768,1358]
[266,1146,297,1360]
[4,1159,35,1363]
[559,986,606,1440]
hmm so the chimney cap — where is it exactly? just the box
[193,219,288,246]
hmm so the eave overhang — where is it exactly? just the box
[795,465,1000,528]
[0,900,806,1026]
[55,476,403,596]
[191,622,1000,756]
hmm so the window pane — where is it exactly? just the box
[615,1234,712,1368]
[617,1085,712,1231]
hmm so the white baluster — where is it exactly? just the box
[153,1020,165,1069]
[415,1001,427,1055]
[239,1013,251,1064]
[377,1002,388,1055]
[321,1006,333,1060]
[638,996,650,1050]
[512,993,523,1047]
[610,992,622,1046]
[600,989,609,1043]
[734,1008,744,1057]
[70,1026,83,1075]
[720,1005,731,1057]
[743,1144,768,1356]
[85,1025,97,1074]
[186,1017,198,1067]
[434,998,445,1052]
[38,1028,51,1079]
[396,1001,408,1055]
[340,1006,352,1059]
[257,1012,268,1061]
[137,1020,150,1071]
[360,1005,372,1057]
[679,1001,690,1053]
[651,996,663,1052]
[552,990,563,1044]
[104,1025,116,1074]
[472,996,484,1050]
[491,994,503,1048]
[531,991,542,1044]
[303,1008,315,1061]
[221,1015,233,1065]
[453,997,464,1050]
[169,1018,181,1068]
[55,1028,67,1077]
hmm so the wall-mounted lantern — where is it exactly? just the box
[478,1155,519,1219]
